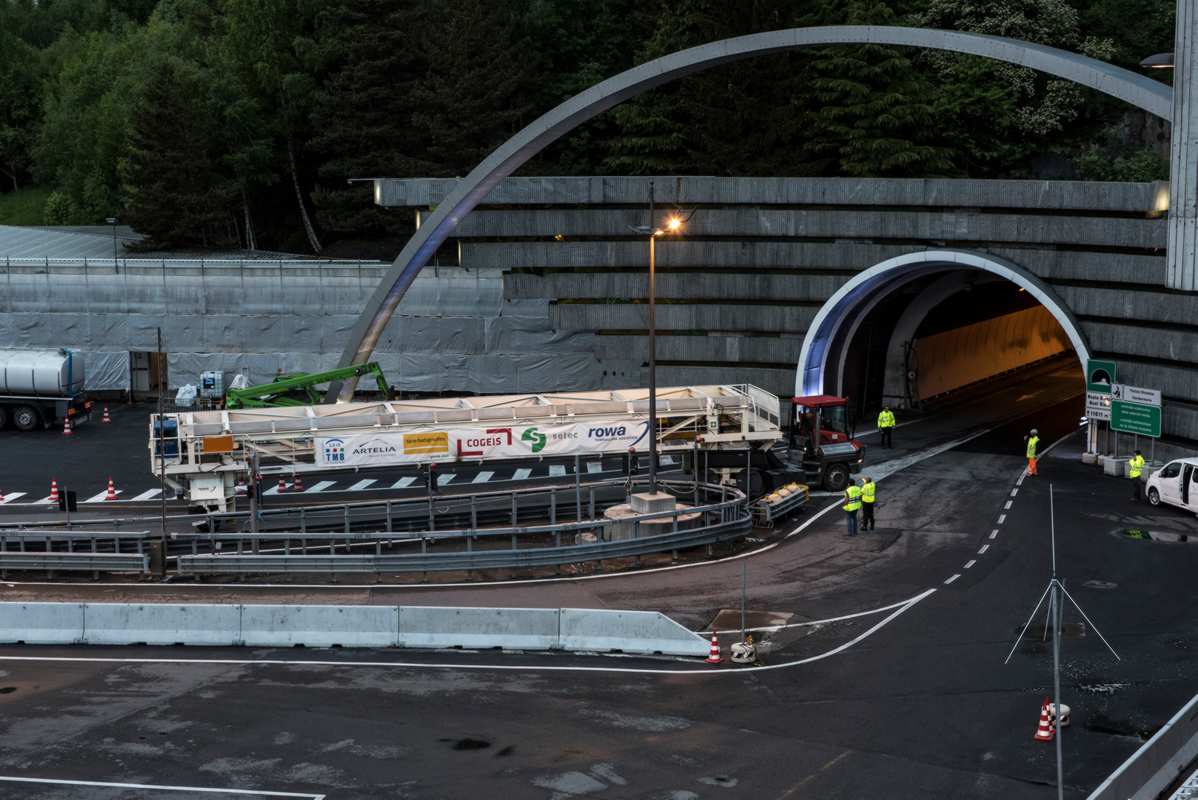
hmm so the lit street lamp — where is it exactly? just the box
[1139,52,1174,69]
[628,179,686,496]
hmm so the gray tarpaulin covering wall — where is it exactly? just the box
[84,351,131,391]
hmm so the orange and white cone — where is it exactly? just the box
[277,478,287,494]
[49,480,60,504]
[293,474,304,493]
[1034,699,1055,742]
[706,632,722,664]
[0,488,5,503]
[101,407,111,424]
[105,477,118,501]
[62,416,72,436]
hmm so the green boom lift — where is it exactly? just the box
[224,362,391,409]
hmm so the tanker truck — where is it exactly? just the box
[0,348,92,431]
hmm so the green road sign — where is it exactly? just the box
[1087,359,1116,393]
[1111,400,1161,438]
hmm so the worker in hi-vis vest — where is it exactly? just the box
[843,480,862,537]
[1129,449,1146,502]
[860,476,876,531]
[1024,428,1040,476]
[877,407,896,448]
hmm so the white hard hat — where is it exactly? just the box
[1030,428,1038,435]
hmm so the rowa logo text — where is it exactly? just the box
[588,426,628,438]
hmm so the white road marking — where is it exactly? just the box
[978,544,990,554]
[548,464,566,477]
[436,473,455,486]
[660,455,676,466]
[997,514,1006,525]
[1016,473,1026,487]
[511,468,532,480]
[263,482,289,496]
[391,476,417,489]
[586,461,602,473]
[944,574,960,585]
[1003,500,1013,510]
[1010,488,1019,497]
[472,471,494,484]
[0,589,936,676]
[29,495,55,505]
[989,530,999,540]
[305,480,336,493]
[129,489,162,501]
[83,489,122,503]
[705,593,926,635]
[963,559,977,569]
[0,493,27,505]
[347,479,377,492]
[0,776,324,798]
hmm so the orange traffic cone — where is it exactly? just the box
[49,480,59,504]
[0,488,5,503]
[62,416,72,436]
[293,474,304,493]
[105,477,118,501]
[277,478,287,493]
[101,407,111,424]
[706,632,722,664]
[1034,699,1055,742]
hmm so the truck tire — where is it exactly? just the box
[0,406,7,429]
[12,405,41,432]
[823,463,850,492]
[1148,488,1160,507]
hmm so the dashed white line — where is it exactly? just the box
[436,473,455,486]
[263,482,289,496]
[997,514,1006,525]
[963,559,977,569]
[511,468,532,480]
[129,489,162,501]
[944,574,961,585]
[347,479,377,492]
[472,471,494,484]
[978,544,990,554]
[305,480,336,494]
[0,492,27,505]
[989,529,999,540]
[391,476,417,489]
[660,455,676,466]
[0,776,325,798]
[83,489,122,504]
[29,495,55,505]
[1010,488,1019,497]
[585,461,603,473]
[548,464,566,477]
[1003,500,1013,510]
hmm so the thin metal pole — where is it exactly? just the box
[157,327,167,576]
[574,455,582,520]
[740,561,747,642]
[647,177,658,496]
[249,450,259,533]
[1052,578,1064,800]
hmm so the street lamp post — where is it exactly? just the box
[105,217,119,273]
[630,181,684,497]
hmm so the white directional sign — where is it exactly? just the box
[1110,383,1161,407]
[1085,391,1111,421]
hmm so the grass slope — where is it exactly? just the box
[0,186,50,226]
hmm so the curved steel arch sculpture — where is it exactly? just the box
[334,24,1171,400]
[794,249,1091,397]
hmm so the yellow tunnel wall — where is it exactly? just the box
[912,305,1072,401]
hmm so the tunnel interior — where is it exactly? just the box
[825,265,1084,423]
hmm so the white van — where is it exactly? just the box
[1145,457,1198,514]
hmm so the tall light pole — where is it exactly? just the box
[105,216,119,274]
[629,181,684,496]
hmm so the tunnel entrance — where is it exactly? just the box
[796,250,1088,425]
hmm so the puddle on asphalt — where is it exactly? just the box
[1122,527,1194,543]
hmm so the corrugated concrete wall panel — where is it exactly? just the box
[594,334,803,364]
[1059,286,1196,326]
[506,272,847,303]
[1081,322,1198,363]
[552,304,817,334]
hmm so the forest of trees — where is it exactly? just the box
[0,0,1177,255]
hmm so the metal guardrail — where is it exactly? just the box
[1,256,386,277]
[0,552,149,573]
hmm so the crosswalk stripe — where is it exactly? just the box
[391,476,417,489]
[586,461,602,473]
[472,471,494,483]
[511,468,532,480]
[263,482,289,496]
[83,489,123,503]
[436,473,455,486]
[347,479,377,492]
[0,492,27,505]
[548,464,566,477]
[129,489,162,502]
[306,480,336,493]
[30,495,55,505]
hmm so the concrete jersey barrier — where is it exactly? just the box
[0,601,710,657]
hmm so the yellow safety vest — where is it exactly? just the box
[878,410,895,428]
[861,482,876,503]
[1026,436,1039,459]
[1129,455,1145,479]
[843,485,862,512]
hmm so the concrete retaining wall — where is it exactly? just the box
[1087,691,1198,800]
[0,602,709,656]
